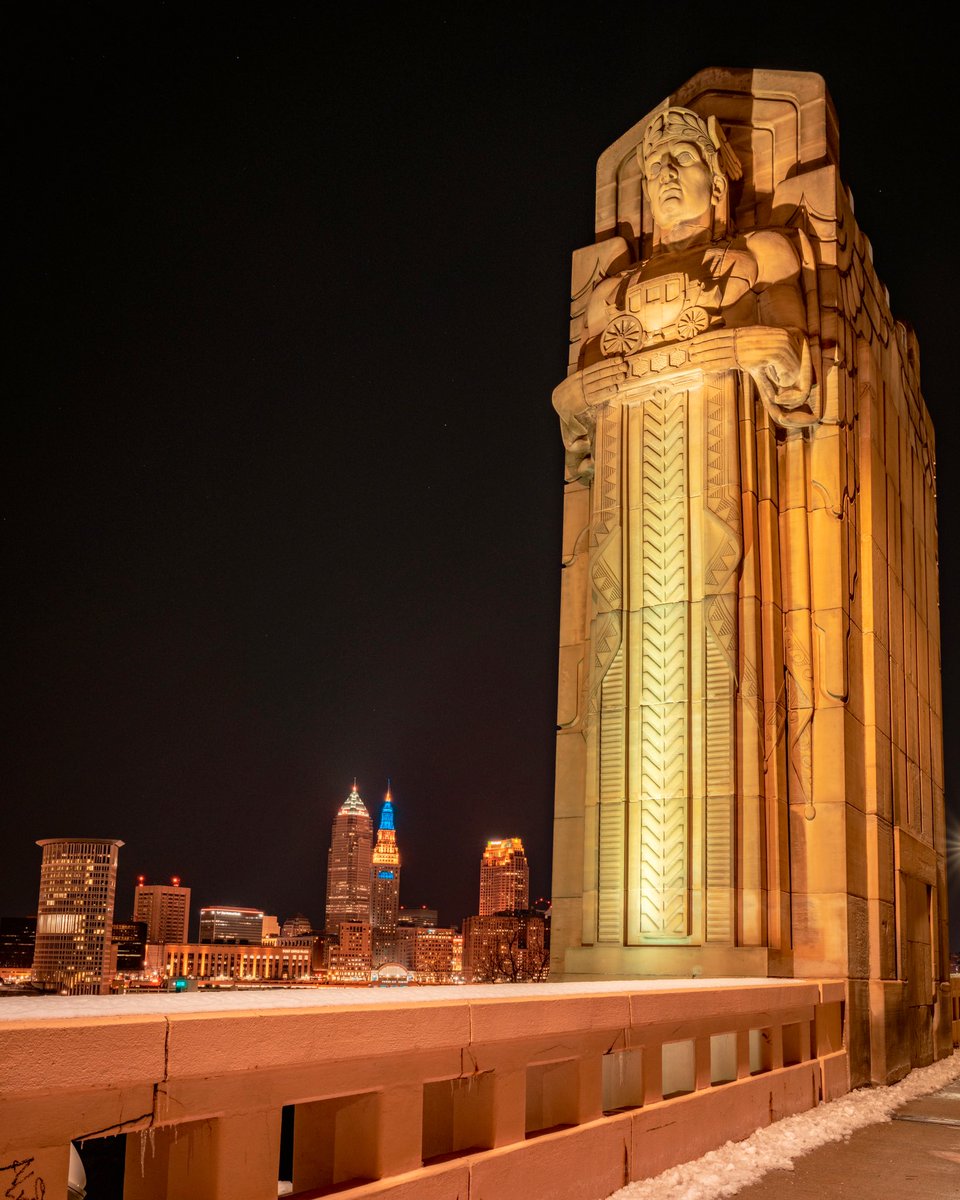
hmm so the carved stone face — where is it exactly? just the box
[643,138,718,231]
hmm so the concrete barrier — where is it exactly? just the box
[0,979,849,1200]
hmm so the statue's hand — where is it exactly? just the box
[581,358,629,407]
[732,326,804,389]
[689,325,817,427]
[552,358,628,484]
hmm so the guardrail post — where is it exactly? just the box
[490,1067,526,1147]
[374,1084,423,1177]
[575,1054,603,1123]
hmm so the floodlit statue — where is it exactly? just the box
[555,106,818,486]
[550,70,949,1085]
[553,102,821,951]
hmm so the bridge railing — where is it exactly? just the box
[0,979,848,1200]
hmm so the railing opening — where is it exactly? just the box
[602,1048,644,1114]
[422,1074,494,1162]
[749,1027,771,1074]
[278,1105,295,1193]
[525,1060,579,1137]
[289,1092,377,1194]
[710,1032,737,1085]
[661,1040,695,1098]
[782,1022,810,1067]
[76,1134,125,1198]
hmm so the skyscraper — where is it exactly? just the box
[479,837,529,915]
[371,785,400,965]
[324,782,373,933]
[33,837,123,995]
[133,876,190,943]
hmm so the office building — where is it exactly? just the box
[324,782,373,933]
[398,906,438,928]
[479,837,529,915]
[149,940,313,982]
[33,837,123,995]
[326,921,372,983]
[397,924,459,983]
[133,876,190,943]
[0,916,37,970]
[462,911,547,983]
[281,913,313,938]
[111,920,147,973]
[371,786,400,965]
[198,906,264,944]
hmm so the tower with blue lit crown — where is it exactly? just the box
[371,784,401,965]
[324,782,373,935]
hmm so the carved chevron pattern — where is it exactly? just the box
[641,389,686,606]
[704,379,742,589]
[705,629,734,942]
[592,556,622,607]
[588,612,621,721]
[635,386,689,938]
[639,699,687,936]
[591,404,621,545]
[598,649,626,943]
[706,593,737,675]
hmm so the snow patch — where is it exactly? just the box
[608,1051,960,1200]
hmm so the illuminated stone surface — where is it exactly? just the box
[550,68,950,1084]
[0,980,849,1200]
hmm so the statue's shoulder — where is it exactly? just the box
[743,229,801,288]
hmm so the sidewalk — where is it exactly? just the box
[731,1081,960,1199]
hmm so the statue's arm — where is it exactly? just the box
[553,274,628,482]
[690,231,819,427]
[552,360,628,482]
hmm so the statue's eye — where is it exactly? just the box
[677,151,695,164]
[648,160,662,177]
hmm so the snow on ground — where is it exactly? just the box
[0,976,810,1021]
[608,1051,960,1200]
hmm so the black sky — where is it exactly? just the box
[4,7,958,941]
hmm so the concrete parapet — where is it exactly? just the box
[0,980,849,1199]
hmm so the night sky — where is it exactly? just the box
[5,9,958,943]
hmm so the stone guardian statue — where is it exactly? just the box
[550,70,949,1085]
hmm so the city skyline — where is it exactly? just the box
[4,12,958,944]
[5,782,545,938]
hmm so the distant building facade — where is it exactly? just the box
[133,877,190,943]
[111,920,147,973]
[281,913,313,938]
[325,783,373,933]
[397,924,460,983]
[462,911,548,983]
[326,920,372,983]
[398,907,438,928]
[0,916,37,970]
[149,940,313,982]
[371,787,400,965]
[479,838,529,915]
[33,837,123,995]
[198,906,264,944]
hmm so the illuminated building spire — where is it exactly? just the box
[371,783,401,965]
[379,783,395,832]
